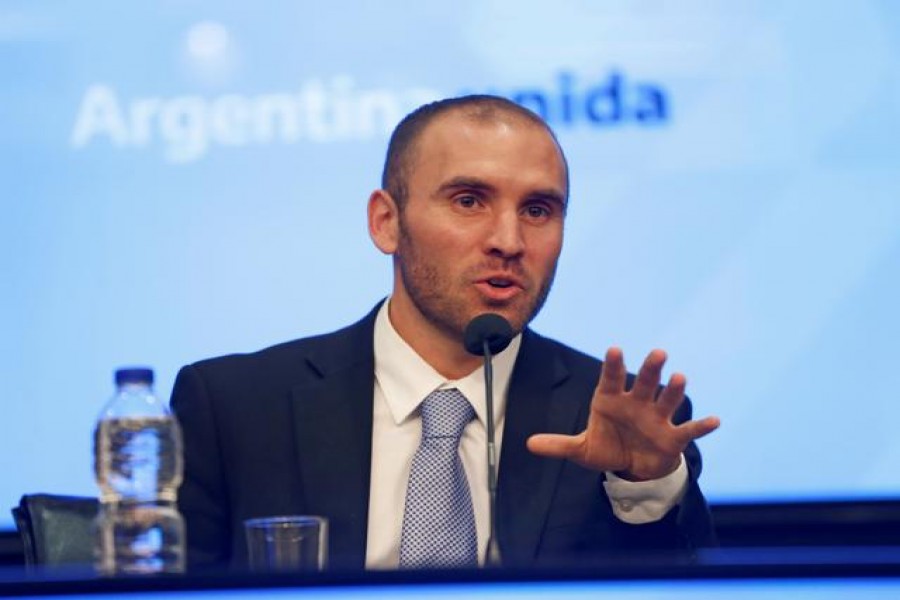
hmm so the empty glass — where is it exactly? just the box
[244,515,328,572]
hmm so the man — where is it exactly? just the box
[170,95,720,571]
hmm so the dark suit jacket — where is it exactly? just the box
[170,304,715,570]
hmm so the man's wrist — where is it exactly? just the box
[604,454,688,524]
[614,456,682,482]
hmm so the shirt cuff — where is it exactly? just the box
[602,454,688,524]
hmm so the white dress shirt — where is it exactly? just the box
[365,300,688,569]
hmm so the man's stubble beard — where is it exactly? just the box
[394,216,558,343]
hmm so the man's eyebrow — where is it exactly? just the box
[529,188,567,205]
[436,176,496,195]
[436,176,567,205]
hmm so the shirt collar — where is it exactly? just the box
[373,299,522,427]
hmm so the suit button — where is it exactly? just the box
[618,499,634,512]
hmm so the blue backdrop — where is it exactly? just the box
[2,1,899,527]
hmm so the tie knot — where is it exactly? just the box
[420,388,474,440]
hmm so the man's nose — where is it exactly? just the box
[486,210,525,258]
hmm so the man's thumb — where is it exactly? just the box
[526,433,579,460]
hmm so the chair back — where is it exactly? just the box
[12,494,98,566]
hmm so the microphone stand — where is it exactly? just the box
[482,339,502,567]
[464,313,512,568]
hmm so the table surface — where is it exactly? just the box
[4,547,900,597]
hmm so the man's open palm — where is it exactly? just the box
[527,347,720,481]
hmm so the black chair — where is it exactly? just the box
[11,494,98,567]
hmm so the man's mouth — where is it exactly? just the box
[475,274,525,301]
[486,278,514,289]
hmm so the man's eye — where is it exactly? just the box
[525,204,550,218]
[456,195,478,208]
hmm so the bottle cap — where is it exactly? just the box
[115,367,154,386]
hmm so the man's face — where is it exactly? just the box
[390,111,567,342]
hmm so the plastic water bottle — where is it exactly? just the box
[93,367,186,575]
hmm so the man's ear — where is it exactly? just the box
[368,189,400,254]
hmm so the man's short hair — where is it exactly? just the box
[381,95,568,208]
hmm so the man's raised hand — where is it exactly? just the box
[526,347,720,481]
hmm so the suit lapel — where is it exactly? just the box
[497,330,586,565]
[290,311,377,570]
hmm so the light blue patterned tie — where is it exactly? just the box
[399,388,477,569]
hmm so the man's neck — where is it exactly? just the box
[386,296,482,380]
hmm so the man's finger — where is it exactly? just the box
[656,372,686,417]
[630,349,667,400]
[526,433,582,460]
[674,416,721,446]
[597,347,627,394]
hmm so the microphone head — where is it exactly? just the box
[464,313,514,356]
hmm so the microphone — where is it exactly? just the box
[464,313,514,356]
[463,314,513,568]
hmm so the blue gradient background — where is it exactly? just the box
[2,1,899,527]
